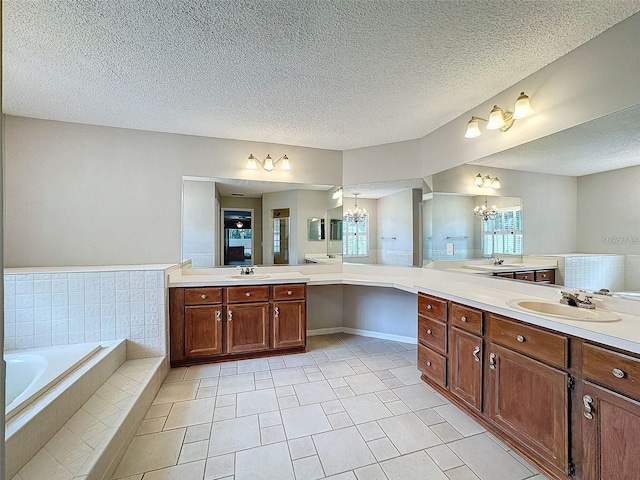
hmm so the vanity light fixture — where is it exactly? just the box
[474,174,501,189]
[465,92,533,138]
[344,193,368,223]
[473,201,499,221]
[246,154,290,172]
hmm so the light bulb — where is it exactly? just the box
[513,92,533,119]
[465,118,481,138]
[486,106,506,130]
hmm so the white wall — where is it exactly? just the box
[182,180,215,267]
[261,189,298,265]
[296,190,333,263]
[4,116,342,267]
[577,165,640,254]
[377,190,414,266]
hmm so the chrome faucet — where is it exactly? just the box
[492,257,504,265]
[238,266,255,275]
[560,291,595,309]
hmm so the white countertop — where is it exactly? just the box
[169,264,640,355]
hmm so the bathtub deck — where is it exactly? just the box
[9,356,166,480]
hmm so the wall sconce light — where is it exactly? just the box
[474,174,501,189]
[246,154,290,171]
[465,92,533,138]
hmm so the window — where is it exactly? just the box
[343,218,369,256]
[483,207,523,256]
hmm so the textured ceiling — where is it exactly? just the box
[3,1,640,150]
[471,104,640,177]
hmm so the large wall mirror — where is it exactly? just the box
[426,103,640,300]
[182,177,342,267]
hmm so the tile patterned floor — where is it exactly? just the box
[112,334,550,480]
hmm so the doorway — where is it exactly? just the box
[221,209,253,265]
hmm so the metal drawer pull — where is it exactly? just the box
[489,352,496,370]
[516,335,525,343]
[583,395,594,420]
[472,346,480,362]
[426,361,432,367]
[274,307,279,318]
[461,316,467,322]
[201,294,207,299]
[612,368,625,379]
[426,329,432,335]
[427,304,432,310]
[228,310,233,321]
[287,290,292,295]
[245,292,251,297]
[215,310,221,322]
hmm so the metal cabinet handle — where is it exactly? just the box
[489,352,496,370]
[228,310,233,321]
[427,304,433,310]
[472,346,480,362]
[245,292,251,297]
[516,335,525,343]
[287,290,292,295]
[612,368,625,379]
[461,316,467,322]
[215,310,221,322]
[274,307,279,318]
[583,395,594,420]
[426,329,432,335]
[201,294,207,299]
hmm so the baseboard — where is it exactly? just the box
[307,327,417,344]
[307,327,344,336]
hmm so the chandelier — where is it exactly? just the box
[473,202,499,221]
[344,193,367,223]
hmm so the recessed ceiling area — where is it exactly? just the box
[3,1,640,150]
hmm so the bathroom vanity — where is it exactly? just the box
[169,274,308,367]
[417,292,640,480]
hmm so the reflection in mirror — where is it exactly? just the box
[427,103,640,299]
[342,179,427,266]
[307,218,325,241]
[181,177,342,267]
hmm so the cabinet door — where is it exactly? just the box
[226,303,270,354]
[486,343,569,473]
[449,328,483,412]
[582,381,640,480]
[185,306,223,357]
[272,300,306,348]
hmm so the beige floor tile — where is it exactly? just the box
[281,404,332,439]
[444,465,481,480]
[430,422,464,443]
[204,453,235,480]
[278,394,301,409]
[236,388,279,416]
[321,399,345,415]
[319,361,357,379]
[141,459,205,480]
[164,397,215,430]
[388,365,422,385]
[137,417,166,435]
[293,455,325,480]
[356,421,386,441]
[354,463,389,480]
[145,403,172,419]
[448,434,533,480]
[261,424,287,444]
[18,449,74,480]
[213,405,236,422]
[271,366,309,386]
[288,436,316,460]
[426,444,464,471]
[184,363,221,381]
[294,380,338,405]
[208,415,261,456]
[328,411,354,429]
[237,357,270,373]
[284,353,317,368]
[386,400,411,415]
[344,373,388,395]
[215,393,236,407]
[360,355,399,372]
[381,450,448,480]
[393,384,448,411]
[313,426,376,476]
[152,381,199,405]
[378,413,442,454]
[196,386,218,398]
[414,407,445,426]
[113,428,185,478]
[367,437,401,461]
[341,393,393,424]
[184,423,212,443]
[235,441,295,480]
[217,373,255,395]
[433,404,484,437]
[178,439,209,464]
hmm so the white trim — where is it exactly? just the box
[307,327,343,336]
[307,326,417,344]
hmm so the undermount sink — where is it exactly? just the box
[226,274,270,280]
[508,299,621,322]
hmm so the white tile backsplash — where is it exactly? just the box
[4,267,168,358]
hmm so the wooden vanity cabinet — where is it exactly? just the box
[170,283,306,366]
[493,269,556,284]
[580,343,640,480]
[417,293,448,388]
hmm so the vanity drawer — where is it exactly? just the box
[450,303,483,335]
[534,269,555,284]
[418,343,447,388]
[514,271,535,282]
[418,293,447,322]
[583,343,640,399]
[487,314,568,368]
[418,316,447,354]
[273,284,306,301]
[184,287,222,305]
[226,286,270,303]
